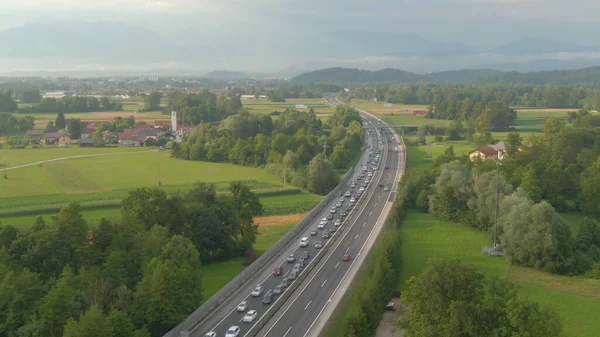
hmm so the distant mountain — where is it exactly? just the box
[490,37,600,54]
[293,67,420,83]
[292,66,600,85]
[204,70,250,80]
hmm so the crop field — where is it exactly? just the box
[351,99,429,115]
[242,98,333,115]
[0,185,322,228]
[399,211,600,337]
[29,110,168,129]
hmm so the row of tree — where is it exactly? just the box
[172,105,364,195]
[342,82,600,109]
[17,96,123,114]
[426,99,517,132]
[0,112,35,135]
[0,181,262,337]
[164,90,244,124]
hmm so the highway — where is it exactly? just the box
[258,100,402,337]
[190,98,402,337]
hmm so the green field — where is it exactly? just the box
[399,211,600,337]
[242,98,332,115]
[0,147,151,168]
[0,151,282,198]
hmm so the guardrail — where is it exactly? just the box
[164,159,358,337]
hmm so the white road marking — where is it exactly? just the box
[321,279,327,288]
[283,327,292,337]
[335,262,340,269]
[355,234,359,240]
[362,222,366,227]
[369,211,372,216]
[375,202,378,207]
[304,300,312,310]
[345,247,350,253]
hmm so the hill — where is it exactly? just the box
[292,66,600,85]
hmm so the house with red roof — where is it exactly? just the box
[469,141,506,162]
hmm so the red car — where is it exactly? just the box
[273,266,283,276]
[326,214,333,220]
[342,254,352,262]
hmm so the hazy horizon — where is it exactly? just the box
[3,0,600,74]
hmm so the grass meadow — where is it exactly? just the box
[398,211,600,337]
[0,147,151,167]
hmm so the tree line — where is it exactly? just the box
[172,105,364,195]
[17,96,123,114]
[0,181,262,337]
[164,90,244,124]
[0,112,35,135]
[399,138,600,277]
[342,82,600,109]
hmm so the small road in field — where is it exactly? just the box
[2,149,158,171]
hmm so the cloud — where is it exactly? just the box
[146,1,171,8]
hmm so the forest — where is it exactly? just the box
[293,66,600,85]
[17,96,123,114]
[341,82,600,110]
[0,181,262,337]
[398,113,600,277]
[172,105,364,195]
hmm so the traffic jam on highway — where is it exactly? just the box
[203,120,386,337]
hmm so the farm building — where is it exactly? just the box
[469,141,506,162]
[412,110,427,116]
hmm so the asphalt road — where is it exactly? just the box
[191,104,399,337]
[259,121,401,337]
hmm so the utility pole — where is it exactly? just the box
[157,164,162,187]
[493,160,500,247]
[3,160,6,180]
[283,168,286,188]
[427,131,431,158]
[323,141,328,154]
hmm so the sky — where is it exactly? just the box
[2,0,600,46]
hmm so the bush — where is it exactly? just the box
[242,249,262,266]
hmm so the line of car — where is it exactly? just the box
[203,128,383,337]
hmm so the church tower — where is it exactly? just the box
[171,109,177,132]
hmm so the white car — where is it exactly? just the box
[330,208,337,214]
[252,285,263,297]
[243,310,258,323]
[204,332,217,337]
[225,326,240,337]
[359,187,365,192]
[336,202,342,208]
[299,237,309,247]
[350,197,356,203]
[318,222,326,229]
[334,219,341,226]
[237,301,248,312]
[339,197,345,202]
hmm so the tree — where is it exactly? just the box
[506,132,522,156]
[132,236,203,335]
[307,153,338,195]
[66,118,82,139]
[229,181,263,250]
[282,150,299,170]
[63,305,108,337]
[0,269,45,336]
[501,200,573,273]
[467,170,513,231]
[401,259,565,337]
[144,92,161,111]
[20,89,41,104]
[429,160,473,222]
[520,165,543,202]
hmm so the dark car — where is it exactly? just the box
[281,277,290,288]
[274,284,283,295]
[322,231,330,239]
[263,290,274,304]
[301,251,309,260]
[273,266,283,276]
[340,211,347,217]
[330,226,337,233]
[326,213,333,220]
[342,254,352,261]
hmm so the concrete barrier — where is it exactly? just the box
[163,164,358,337]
